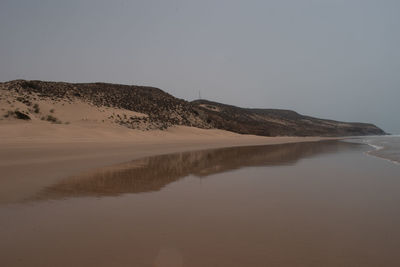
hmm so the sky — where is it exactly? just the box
[1,0,399,133]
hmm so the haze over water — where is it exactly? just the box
[1,139,400,266]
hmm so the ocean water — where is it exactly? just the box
[1,140,400,267]
[355,135,400,165]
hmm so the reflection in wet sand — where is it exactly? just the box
[3,140,400,267]
[34,141,359,200]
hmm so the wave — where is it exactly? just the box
[364,142,384,151]
[363,137,400,166]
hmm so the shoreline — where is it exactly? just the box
[345,135,400,166]
[363,139,400,166]
[0,123,341,204]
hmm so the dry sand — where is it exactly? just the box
[0,120,338,204]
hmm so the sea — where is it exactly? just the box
[1,136,400,267]
[358,135,400,165]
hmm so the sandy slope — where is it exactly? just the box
[0,87,149,129]
[0,120,338,204]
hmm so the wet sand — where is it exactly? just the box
[0,124,334,204]
[1,140,400,266]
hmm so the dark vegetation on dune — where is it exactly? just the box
[192,99,385,136]
[3,80,385,136]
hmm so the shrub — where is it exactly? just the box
[33,103,40,113]
[14,111,31,120]
[16,97,31,106]
[46,115,58,123]
[21,81,41,90]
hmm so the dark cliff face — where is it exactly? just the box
[2,80,385,136]
[191,100,385,137]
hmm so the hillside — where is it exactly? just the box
[0,80,209,130]
[192,100,385,136]
[0,80,385,136]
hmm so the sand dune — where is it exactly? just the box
[1,80,385,136]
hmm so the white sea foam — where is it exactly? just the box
[362,137,400,166]
[370,155,400,166]
[367,143,384,151]
[362,139,384,151]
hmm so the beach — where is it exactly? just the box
[1,135,399,267]
[0,121,335,204]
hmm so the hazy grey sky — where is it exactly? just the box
[1,0,399,133]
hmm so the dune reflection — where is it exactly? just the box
[33,141,359,200]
